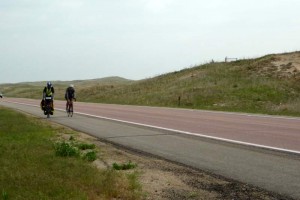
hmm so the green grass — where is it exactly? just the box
[0,107,142,200]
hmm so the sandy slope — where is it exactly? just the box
[272,52,300,75]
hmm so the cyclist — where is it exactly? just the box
[42,82,55,114]
[65,84,76,112]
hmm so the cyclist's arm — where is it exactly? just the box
[66,89,69,100]
[42,88,46,99]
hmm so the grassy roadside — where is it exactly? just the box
[0,107,142,200]
[1,52,300,116]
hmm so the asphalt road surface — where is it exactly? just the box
[1,98,300,199]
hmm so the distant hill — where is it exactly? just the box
[1,52,300,116]
[0,76,134,100]
[55,76,134,86]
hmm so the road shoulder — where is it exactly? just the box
[64,126,291,200]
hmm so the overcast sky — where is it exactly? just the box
[1,0,299,84]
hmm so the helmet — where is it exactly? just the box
[69,84,74,88]
[47,82,52,88]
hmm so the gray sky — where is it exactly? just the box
[1,0,299,84]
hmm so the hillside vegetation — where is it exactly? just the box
[0,77,133,101]
[1,52,300,116]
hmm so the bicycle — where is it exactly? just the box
[44,97,53,118]
[66,98,75,117]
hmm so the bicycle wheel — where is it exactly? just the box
[67,102,70,117]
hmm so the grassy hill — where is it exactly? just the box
[0,76,133,101]
[1,52,300,116]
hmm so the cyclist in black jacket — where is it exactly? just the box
[65,84,76,111]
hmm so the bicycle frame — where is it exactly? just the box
[44,97,53,118]
[67,99,74,117]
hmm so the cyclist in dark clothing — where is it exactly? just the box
[42,81,55,114]
[65,84,76,111]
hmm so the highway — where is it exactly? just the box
[1,98,300,199]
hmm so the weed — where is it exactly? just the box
[188,191,199,198]
[54,141,80,157]
[55,138,97,161]
[113,161,137,170]
[83,151,97,162]
[2,190,8,200]
[76,143,96,150]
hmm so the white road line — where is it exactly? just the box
[75,111,300,155]
[4,100,300,155]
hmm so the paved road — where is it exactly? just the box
[1,98,300,199]
[5,98,300,153]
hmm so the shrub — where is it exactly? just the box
[83,151,97,162]
[54,141,80,157]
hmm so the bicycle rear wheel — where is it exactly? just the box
[70,103,73,117]
[67,101,73,117]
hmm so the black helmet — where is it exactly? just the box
[47,82,52,88]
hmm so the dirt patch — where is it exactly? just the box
[61,131,293,200]
[245,51,300,80]
[273,52,300,71]
[271,52,300,79]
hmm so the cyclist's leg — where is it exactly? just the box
[70,99,73,112]
[51,100,54,111]
[50,100,53,114]
[71,99,74,116]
